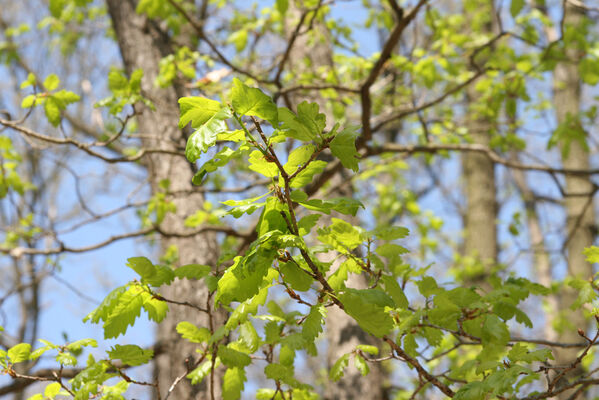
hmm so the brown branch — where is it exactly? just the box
[367,143,599,176]
[383,336,455,397]
[2,225,245,258]
[360,0,429,142]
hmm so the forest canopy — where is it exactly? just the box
[1,0,599,399]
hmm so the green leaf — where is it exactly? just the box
[329,353,350,381]
[20,73,36,89]
[178,96,223,128]
[226,287,268,329]
[66,338,98,353]
[339,291,393,338]
[584,246,599,264]
[217,130,245,142]
[302,306,325,343]
[258,197,288,236]
[298,214,321,236]
[280,345,295,367]
[188,358,219,385]
[44,382,61,398]
[108,344,153,366]
[186,107,232,162]
[330,126,359,172]
[142,294,168,322]
[248,150,279,178]
[356,344,379,356]
[223,367,246,400]
[354,354,369,376]
[264,363,293,381]
[510,0,524,17]
[175,264,211,280]
[44,74,60,91]
[291,160,327,188]
[280,261,313,292]
[318,217,363,251]
[228,30,248,52]
[231,78,278,124]
[376,243,409,258]
[216,249,273,305]
[218,346,252,368]
[298,197,363,216]
[102,286,145,339]
[56,352,77,366]
[239,321,260,352]
[8,343,31,363]
[53,90,80,105]
[284,144,315,174]
[381,275,409,309]
[126,256,154,279]
[276,0,289,14]
[278,102,325,142]
[83,285,127,324]
[371,226,409,240]
[482,314,510,346]
[44,97,61,127]
[177,321,211,343]
[416,276,439,298]
[21,95,36,108]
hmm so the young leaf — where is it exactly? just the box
[329,353,350,382]
[356,344,379,356]
[102,286,145,339]
[290,160,327,188]
[381,275,409,309]
[108,344,153,366]
[223,367,247,400]
[302,306,326,343]
[43,74,60,91]
[175,264,211,280]
[8,343,31,364]
[177,321,211,343]
[231,78,278,124]
[178,97,223,128]
[278,101,325,142]
[43,382,61,399]
[284,144,315,175]
[339,291,393,338]
[187,358,218,385]
[280,261,313,292]
[218,346,252,368]
[186,108,232,162]
[239,321,260,352]
[216,250,272,305]
[330,126,360,172]
[354,354,370,376]
[248,150,279,178]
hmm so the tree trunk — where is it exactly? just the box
[462,0,497,286]
[553,5,595,398]
[106,1,223,398]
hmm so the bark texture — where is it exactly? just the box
[553,5,595,398]
[462,1,498,286]
[106,1,223,398]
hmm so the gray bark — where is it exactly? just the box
[552,5,595,398]
[105,1,223,398]
[462,1,498,286]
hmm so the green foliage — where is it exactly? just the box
[107,344,153,366]
[7,2,597,395]
[20,73,80,126]
[96,68,152,115]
